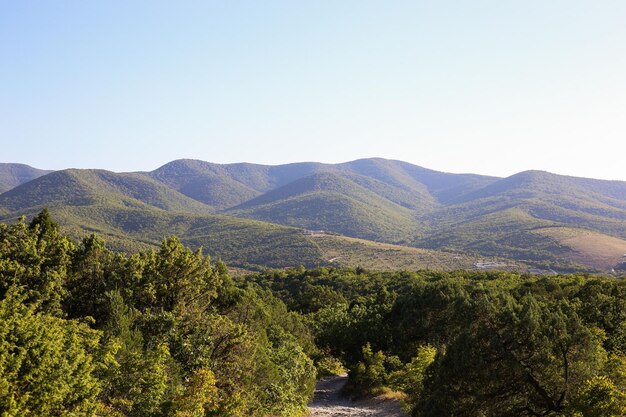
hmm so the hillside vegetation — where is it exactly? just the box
[1,159,626,271]
[229,172,421,242]
[3,214,626,416]
[0,169,323,269]
[311,234,489,271]
[0,168,477,271]
[0,162,51,193]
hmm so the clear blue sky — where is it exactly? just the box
[1,1,625,180]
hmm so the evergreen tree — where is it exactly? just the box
[0,288,102,417]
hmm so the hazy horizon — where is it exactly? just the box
[3,156,626,183]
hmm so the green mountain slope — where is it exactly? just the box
[0,169,213,214]
[436,170,626,238]
[3,158,626,271]
[0,170,324,268]
[148,159,261,209]
[228,172,420,242]
[0,163,52,193]
[150,158,498,209]
[339,158,497,204]
[416,171,626,270]
[0,167,476,271]
[148,159,336,208]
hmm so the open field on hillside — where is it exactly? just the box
[533,227,626,270]
[309,234,515,271]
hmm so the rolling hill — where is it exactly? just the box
[415,170,626,270]
[0,169,212,214]
[532,226,626,270]
[148,159,262,209]
[149,157,497,213]
[228,171,420,242]
[0,169,324,268]
[0,163,52,193]
[309,234,507,272]
[0,166,486,271]
[1,158,625,272]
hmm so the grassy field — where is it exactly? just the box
[308,234,517,271]
[533,227,626,270]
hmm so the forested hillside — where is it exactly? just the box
[0,163,51,193]
[228,172,421,242]
[2,213,626,416]
[2,159,626,272]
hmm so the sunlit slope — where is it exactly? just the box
[148,159,262,209]
[417,171,626,270]
[0,169,324,268]
[3,158,626,271]
[0,168,469,271]
[443,170,626,238]
[150,157,497,210]
[228,172,421,242]
[0,169,213,214]
[533,227,626,270]
[339,158,497,203]
[310,234,497,271]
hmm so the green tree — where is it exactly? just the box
[569,376,626,417]
[0,211,74,315]
[390,345,437,409]
[171,368,219,417]
[66,234,118,323]
[0,287,102,417]
[97,291,171,417]
[416,295,607,417]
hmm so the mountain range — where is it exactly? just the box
[1,158,625,272]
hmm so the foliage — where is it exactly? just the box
[315,355,345,377]
[569,376,626,417]
[389,345,436,409]
[250,267,626,416]
[0,212,317,417]
[0,209,74,315]
[4,210,626,416]
[0,287,102,417]
[346,343,403,396]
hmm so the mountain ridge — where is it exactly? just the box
[1,158,625,272]
[0,163,52,194]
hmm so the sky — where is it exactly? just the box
[1,1,625,180]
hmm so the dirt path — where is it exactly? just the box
[307,375,408,417]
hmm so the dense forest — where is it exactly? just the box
[2,211,626,416]
[246,268,626,416]
[0,210,317,416]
